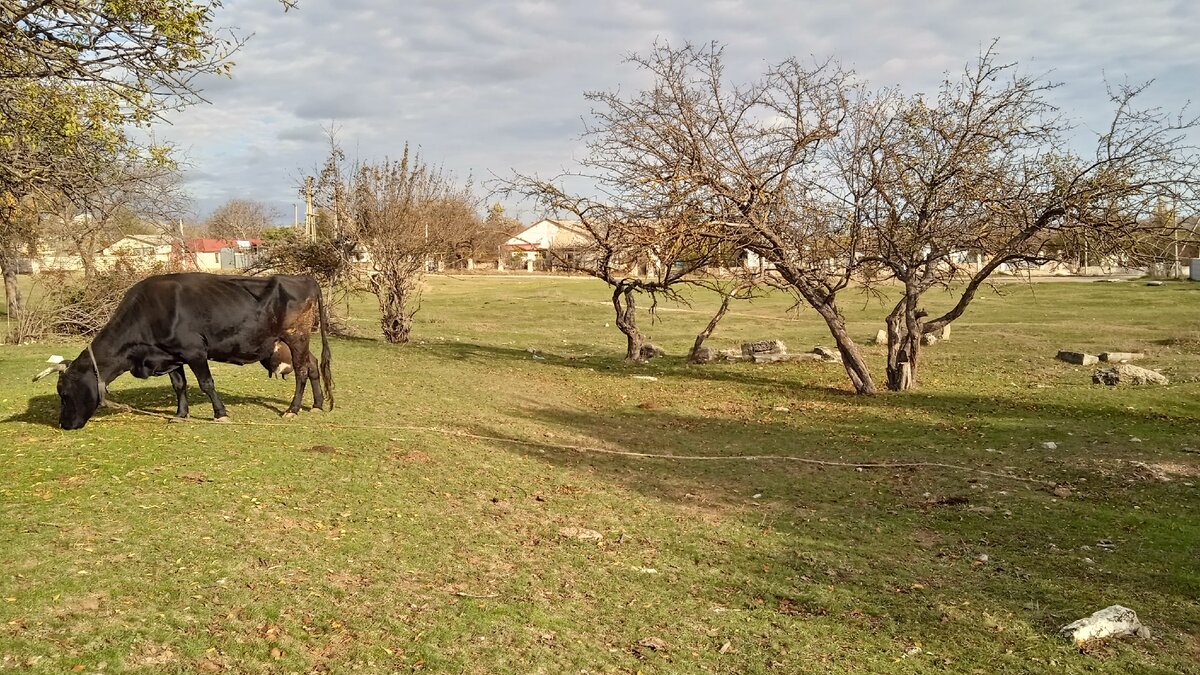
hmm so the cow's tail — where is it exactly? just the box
[316,282,335,411]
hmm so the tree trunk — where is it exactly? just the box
[813,302,876,394]
[612,285,645,362]
[375,277,414,344]
[689,292,732,362]
[80,247,96,281]
[885,317,922,391]
[1,252,23,343]
[885,290,923,391]
[1,254,22,317]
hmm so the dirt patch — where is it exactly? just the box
[270,516,319,532]
[911,529,943,548]
[54,593,107,617]
[390,448,432,463]
[1185,633,1200,662]
[305,445,338,454]
[326,571,374,590]
[777,597,827,617]
[128,642,177,668]
[1133,461,1200,481]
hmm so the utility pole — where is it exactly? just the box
[332,182,341,238]
[1174,224,1180,279]
[303,176,316,241]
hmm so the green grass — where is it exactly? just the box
[1,275,1199,673]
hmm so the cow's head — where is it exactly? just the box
[33,354,103,430]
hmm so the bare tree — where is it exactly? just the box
[204,199,278,240]
[836,46,1200,390]
[39,151,189,279]
[0,1,286,339]
[348,145,480,343]
[687,272,761,363]
[536,42,875,386]
[504,176,724,361]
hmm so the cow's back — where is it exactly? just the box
[105,273,312,365]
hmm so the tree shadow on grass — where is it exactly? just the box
[422,340,862,397]
[463,396,1200,647]
[5,390,292,428]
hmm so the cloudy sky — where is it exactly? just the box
[157,0,1200,223]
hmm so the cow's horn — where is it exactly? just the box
[32,363,69,382]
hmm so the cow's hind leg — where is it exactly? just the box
[280,336,312,418]
[305,352,324,411]
[188,359,229,422]
[169,367,189,419]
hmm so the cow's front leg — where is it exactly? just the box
[168,367,189,419]
[188,359,229,422]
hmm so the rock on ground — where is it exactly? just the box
[811,346,841,362]
[752,352,823,364]
[869,329,887,345]
[741,339,786,357]
[1059,605,1150,644]
[1093,364,1169,386]
[1099,352,1145,362]
[718,348,745,362]
[691,346,718,364]
[638,343,666,360]
[1057,351,1099,366]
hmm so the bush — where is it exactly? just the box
[41,253,167,337]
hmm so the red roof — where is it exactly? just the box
[187,238,265,253]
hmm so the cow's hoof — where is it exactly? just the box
[282,411,297,419]
[214,416,231,423]
[310,407,323,414]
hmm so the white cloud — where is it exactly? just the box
[154,0,1200,221]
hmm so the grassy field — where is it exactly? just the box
[1,275,1198,673]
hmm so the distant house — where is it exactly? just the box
[502,219,593,271]
[100,234,176,264]
[32,249,86,273]
[186,238,265,271]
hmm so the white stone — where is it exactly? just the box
[1058,605,1148,645]
[1099,352,1145,363]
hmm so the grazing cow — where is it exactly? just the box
[34,273,333,430]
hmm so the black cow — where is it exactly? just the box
[36,273,333,430]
